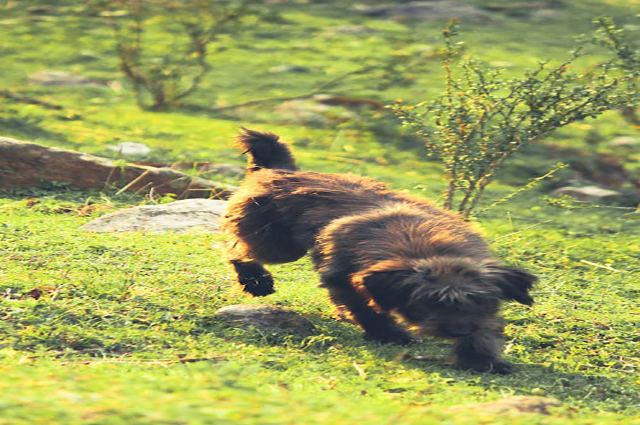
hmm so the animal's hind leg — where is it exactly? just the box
[227,224,308,297]
[230,259,275,297]
[226,223,308,297]
[227,195,309,264]
[224,195,309,296]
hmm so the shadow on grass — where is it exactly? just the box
[0,186,146,204]
[3,292,633,413]
[0,115,70,145]
[197,310,637,413]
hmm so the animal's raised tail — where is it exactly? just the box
[236,127,298,172]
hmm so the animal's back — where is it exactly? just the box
[244,168,444,213]
[316,203,491,270]
[226,168,466,250]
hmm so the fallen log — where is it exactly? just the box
[0,137,236,199]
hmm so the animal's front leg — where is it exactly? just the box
[452,329,512,374]
[231,260,275,296]
[321,274,413,345]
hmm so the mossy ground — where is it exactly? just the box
[1,1,638,424]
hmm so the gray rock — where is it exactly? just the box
[215,304,315,335]
[554,185,621,202]
[80,199,228,233]
[108,142,152,157]
[609,136,640,148]
[447,396,562,415]
[269,65,312,74]
[531,9,564,20]
[198,163,245,175]
[28,70,104,86]
[170,162,244,175]
[274,99,357,125]
[326,25,378,35]
[354,1,493,23]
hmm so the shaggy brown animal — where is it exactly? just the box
[223,128,537,374]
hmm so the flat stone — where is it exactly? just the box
[448,396,562,415]
[198,163,245,175]
[215,304,315,335]
[142,162,244,176]
[554,185,621,202]
[274,99,357,125]
[531,9,564,20]
[108,142,152,156]
[28,70,104,86]
[268,65,312,74]
[80,199,228,233]
[325,25,378,35]
[609,136,640,148]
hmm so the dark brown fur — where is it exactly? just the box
[223,129,537,374]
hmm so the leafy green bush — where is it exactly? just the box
[393,20,637,217]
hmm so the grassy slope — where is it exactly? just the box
[1,1,638,424]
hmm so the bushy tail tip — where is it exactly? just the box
[236,127,298,172]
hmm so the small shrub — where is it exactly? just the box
[392,20,637,217]
[592,16,639,126]
[94,0,263,110]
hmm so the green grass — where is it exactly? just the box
[1,1,639,423]
[0,194,638,424]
